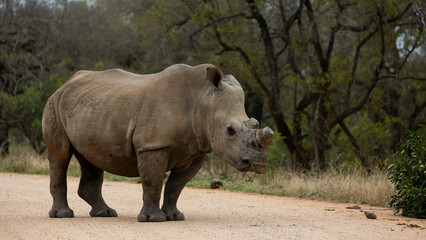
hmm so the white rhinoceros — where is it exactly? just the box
[41,64,274,222]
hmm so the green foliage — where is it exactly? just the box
[94,62,105,71]
[16,87,44,148]
[0,71,68,152]
[389,127,426,218]
[326,153,366,174]
[267,131,289,170]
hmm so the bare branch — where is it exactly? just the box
[341,21,375,32]
[396,28,424,74]
[378,75,426,81]
[278,0,304,80]
[336,0,357,10]
[330,12,387,128]
[345,27,379,109]
[386,2,413,23]
[304,0,328,72]
[278,0,303,42]
[188,13,250,47]
[211,26,270,95]
[245,0,277,71]
[276,44,288,58]
[340,2,412,32]
[296,92,319,112]
[339,121,371,173]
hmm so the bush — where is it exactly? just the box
[388,127,426,218]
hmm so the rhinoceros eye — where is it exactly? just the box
[227,126,236,137]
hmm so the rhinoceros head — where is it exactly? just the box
[203,67,274,174]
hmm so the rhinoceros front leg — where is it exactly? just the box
[137,149,169,222]
[161,155,205,221]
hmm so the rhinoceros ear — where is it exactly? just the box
[206,67,223,89]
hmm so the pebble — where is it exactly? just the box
[346,205,361,210]
[364,211,377,219]
[210,179,223,189]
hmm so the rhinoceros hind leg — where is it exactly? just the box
[48,146,74,218]
[161,155,205,221]
[137,149,169,222]
[75,152,118,217]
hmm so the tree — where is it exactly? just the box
[0,0,153,153]
[152,0,426,171]
[0,0,62,154]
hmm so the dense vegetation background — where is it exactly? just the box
[1,0,425,173]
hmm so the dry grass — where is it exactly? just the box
[266,170,393,206]
[0,152,80,176]
[188,169,394,207]
[0,151,137,182]
[0,153,50,174]
[189,158,394,207]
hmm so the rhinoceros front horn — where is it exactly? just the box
[259,127,274,147]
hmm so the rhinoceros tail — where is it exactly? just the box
[39,144,47,155]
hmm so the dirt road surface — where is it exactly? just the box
[0,173,424,240]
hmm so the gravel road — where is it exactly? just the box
[0,173,424,240]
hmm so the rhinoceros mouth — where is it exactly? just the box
[237,159,267,174]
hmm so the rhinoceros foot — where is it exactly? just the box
[49,207,74,218]
[161,206,185,221]
[89,207,118,217]
[137,208,166,222]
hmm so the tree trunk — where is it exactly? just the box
[339,121,372,174]
[290,142,310,172]
[312,129,329,171]
[266,94,310,172]
[291,115,310,171]
[0,122,9,157]
[311,94,330,171]
[245,90,263,123]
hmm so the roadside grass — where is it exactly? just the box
[0,142,393,207]
[0,153,140,182]
[1,142,139,182]
[188,164,393,207]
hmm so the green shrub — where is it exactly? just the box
[388,128,426,218]
[266,131,290,170]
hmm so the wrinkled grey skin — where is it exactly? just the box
[42,64,274,222]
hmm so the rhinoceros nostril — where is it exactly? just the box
[241,159,252,166]
[227,125,236,136]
